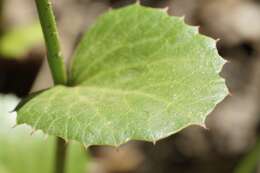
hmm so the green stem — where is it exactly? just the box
[34,1,68,173]
[35,0,67,85]
[234,138,260,173]
[55,138,68,173]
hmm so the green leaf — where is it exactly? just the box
[0,23,43,58]
[16,4,227,146]
[0,95,54,173]
[0,95,89,173]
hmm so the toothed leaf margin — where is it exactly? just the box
[16,4,227,146]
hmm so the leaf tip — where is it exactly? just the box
[215,38,221,43]
[83,144,90,149]
[180,15,186,21]
[190,26,200,34]
[198,123,207,130]
[135,0,141,5]
[124,137,130,143]
[161,6,169,13]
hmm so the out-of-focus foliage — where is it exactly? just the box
[0,23,43,58]
[0,94,89,173]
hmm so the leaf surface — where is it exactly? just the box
[17,4,227,146]
[0,95,89,173]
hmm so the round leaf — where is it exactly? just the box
[16,4,227,146]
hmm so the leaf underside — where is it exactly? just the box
[16,4,227,146]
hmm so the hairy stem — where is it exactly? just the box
[235,138,260,173]
[34,1,68,173]
[35,0,67,85]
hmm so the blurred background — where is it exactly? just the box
[1,0,260,173]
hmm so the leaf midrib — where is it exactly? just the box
[74,85,169,104]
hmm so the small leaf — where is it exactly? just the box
[16,4,227,146]
[0,23,43,58]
